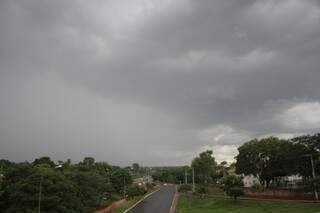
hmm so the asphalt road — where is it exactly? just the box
[128,185,176,213]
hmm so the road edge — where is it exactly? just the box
[123,187,161,213]
[169,185,178,213]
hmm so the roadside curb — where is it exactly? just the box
[123,187,161,213]
[169,186,178,213]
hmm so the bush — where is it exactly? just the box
[127,185,146,199]
[221,175,244,200]
[146,183,155,190]
[196,184,208,194]
[178,184,192,192]
[228,187,244,200]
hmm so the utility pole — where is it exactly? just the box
[192,167,195,193]
[185,169,188,184]
[309,154,318,200]
[38,176,43,213]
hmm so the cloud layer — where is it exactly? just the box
[1,0,320,165]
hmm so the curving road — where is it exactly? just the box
[128,185,176,213]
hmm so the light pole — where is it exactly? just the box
[308,154,318,200]
[300,154,318,200]
[192,167,195,193]
[185,168,188,184]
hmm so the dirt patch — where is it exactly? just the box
[94,199,126,213]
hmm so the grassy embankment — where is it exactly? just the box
[113,187,160,213]
[177,194,320,213]
[113,196,143,213]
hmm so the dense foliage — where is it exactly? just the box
[0,157,133,212]
[151,166,190,184]
[191,150,218,184]
[178,184,193,192]
[126,185,146,199]
[221,175,244,200]
[235,135,318,187]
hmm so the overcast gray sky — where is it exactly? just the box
[1,0,320,166]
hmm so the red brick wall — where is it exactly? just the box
[244,188,315,200]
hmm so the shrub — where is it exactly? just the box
[127,185,146,199]
[221,175,244,200]
[178,184,192,192]
[146,183,155,190]
[228,187,244,200]
[196,184,208,194]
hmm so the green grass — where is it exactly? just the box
[113,196,143,213]
[177,195,320,213]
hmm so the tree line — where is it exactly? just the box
[236,133,320,188]
[0,157,145,213]
[155,133,320,199]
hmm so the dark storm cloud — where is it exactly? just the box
[1,0,320,164]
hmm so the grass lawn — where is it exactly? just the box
[177,195,320,213]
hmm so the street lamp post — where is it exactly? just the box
[309,154,318,200]
[185,169,188,184]
[192,167,195,193]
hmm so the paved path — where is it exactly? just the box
[128,185,176,213]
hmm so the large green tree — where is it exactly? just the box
[0,157,132,212]
[32,157,55,168]
[291,133,320,177]
[2,165,84,213]
[110,168,133,194]
[235,137,308,187]
[191,150,217,184]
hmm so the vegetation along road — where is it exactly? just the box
[128,185,176,213]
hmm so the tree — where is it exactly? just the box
[95,162,113,182]
[82,157,95,167]
[291,133,320,177]
[191,150,217,184]
[291,133,320,152]
[110,168,133,194]
[65,168,109,211]
[127,185,146,199]
[221,175,244,200]
[235,137,306,187]
[0,157,135,212]
[132,163,140,172]
[32,157,55,168]
[3,165,84,213]
[151,166,188,184]
[216,161,228,179]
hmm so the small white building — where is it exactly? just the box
[243,175,303,188]
[243,175,260,187]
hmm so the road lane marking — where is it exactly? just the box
[123,187,161,213]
